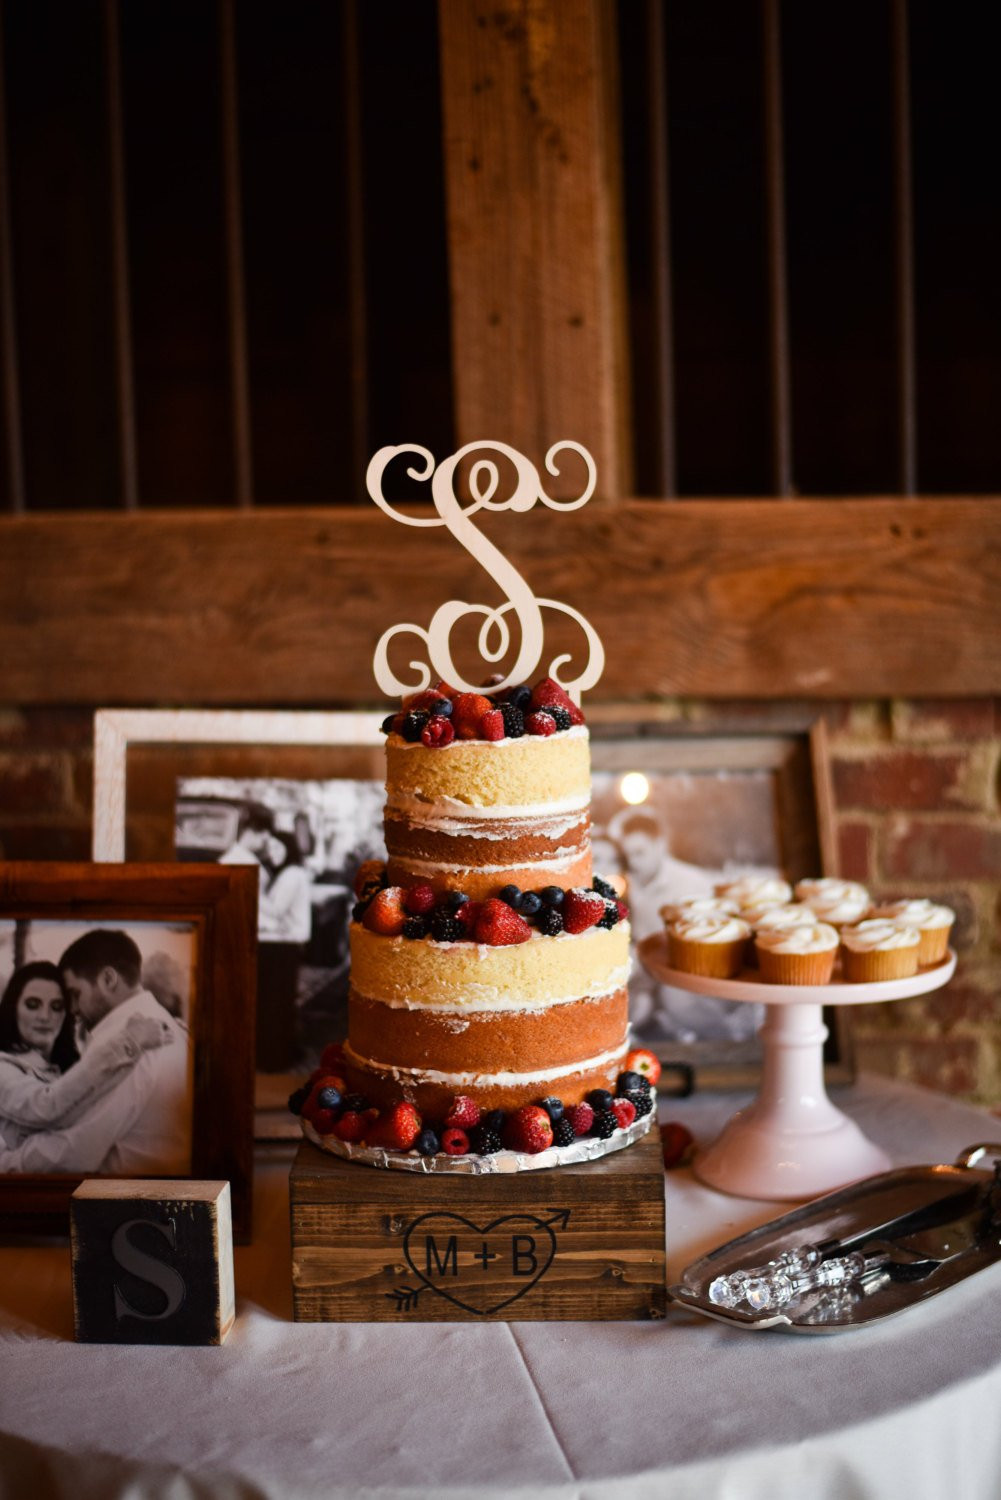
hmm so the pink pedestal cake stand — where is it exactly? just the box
[639,933,957,1202]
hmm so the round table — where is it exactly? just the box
[2,1073,1000,1500]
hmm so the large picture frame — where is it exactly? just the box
[0,862,257,1238]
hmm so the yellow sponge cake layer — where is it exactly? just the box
[385,727,591,810]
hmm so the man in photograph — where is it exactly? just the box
[220,802,274,866]
[0,930,191,1175]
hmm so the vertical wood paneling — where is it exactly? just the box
[644,0,676,498]
[0,1,25,512]
[341,0,368,503]
[891,0,917,496]
[104,0,138,510]
[762,0,792,496]
[219,0,253,509]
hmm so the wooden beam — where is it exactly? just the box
[1,499,999,703]
[438,0,632,496]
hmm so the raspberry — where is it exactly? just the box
[592,875,618,900]
[353,860,387,898]
[593,1109,619,1139]
[561,888,606,935]
[404,883,437,916]
[473,897,533,946]
[529,677,585,725]
[311,1107,338,1135]
[623,1048,662,1084]
[565,1102,594,1136]
[540,704,573,731]
[421,716,455,748]
[444,1095,481,1130]
[500,704,525,738]
[402,916,428,939]
[401,709,429,742]
[616,899,630,922]
[362,887,408,936]
[479,708,506,741]
[470,1127,502,1155]
[441,1127,470,1155]
[524,710,556,737]
[367,1101,422,1151]
[429,910,464,943]
[611,1098,636,1130]
[535,906,564,936]
[503,1105,554,1154]
[452,693,494,739]
[552,1117,575,1147]
[661,1121,695,1169]
[333,1110,365,1142]
[596,901,620,930]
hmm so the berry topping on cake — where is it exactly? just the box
[368,1101,422,1151]
[534,906,564,936]
[518,891,543,916]
[451,692,494,739]
[310,1106,338,1135]
[404,883,437,916]
[499,884,521,907]
[537,1095,564,1122]
[421,716,455,748]
[499,703,525,738]
[429,910,464,943]
[524,710,557,737]
[616,1070,646,1095]
[562,887,606,934]
[479,708,507,741]
[610,1098,636,1130]
[596,901,621,929]
[441,1126,470,1155]
[380,713,400,735]
[593,1109,619,1140]
[333,1110,366,1142]
[592,875,618,900]
[540,885,566,907]
[320,1041,347,1071]
[362,887,408,936]
[565,1101,595,1137]
[416,1127,441,1156]
[404,688,452,715]
[453,899,483,936]
[287,1084,308,1115]
[542,705,573,731]
[506,683,532,711]
[623,1089,655,1118]
[623,1048,662,1084]
[444,1095,481,1130]
[503,1105,554,1154]
[353,860,387,898]
[469,1126,502,1155]
[552,1117,576,1147]
[473,898,534,946]
[529,676,585,725]
[402,916,428,939]
[316,1083,343,1112]
[587,1088,615,1113]
[401,709,429,743]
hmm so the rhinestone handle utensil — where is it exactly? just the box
[708,1244,883,1313]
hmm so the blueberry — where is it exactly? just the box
[587,1088,615,1113]
[380,713,398,734]
[616,1070,645,1096]
[540,886,565,908]
[416,1128,441,1156]
[317,1085,342,1111]
[538,1095,564,1123]
[499,884,522,908]
[446,890,470,910]
[484,1109,505,1134]
[428,698,453,717]
[401,710,429,743]
[518,891,543,916]
[509,684,532,711]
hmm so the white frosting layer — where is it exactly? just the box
[343,1038,628,1088]
[670,914,751,944]
[803,892,871,924]
[795,877,870,905]
[659,896,738,924]
[755,921,839,955]
[714,875,792,908]
[841,919,920,953]
[869,899,954,929]
[750,904,819,933]
[386,791,591,826]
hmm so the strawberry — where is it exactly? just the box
[566,1101,595,1137]
[421,716,455,748]
[479,708,506,741]
[473,897,533,946]
[404,883,437,916]
[661,1121,695,1169]
[453,899,483,936]
[444,1095,481,1130]
[433,679,459,697]
[503,1104,554,1154]
[561,888,606,934]
[441,1126,470,1155]
[319,1041,347,1071]
[353,859,386,898]
[362,887,408,936]
[524,710,556,737]
[333,1110,365,1143]
[529,676,585,725]
[624,1047,662,1084]
[368,1101,422,1151]
[611,1098,637,1130]
[403,688,451,713]
[311,1107,339,1136]
[452,692,494,739]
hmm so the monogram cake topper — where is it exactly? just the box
[368,440,605,702]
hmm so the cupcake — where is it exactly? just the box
[755,921,840,986]
[659,894,738,927]
[840,919,920,982]
[868,899,955,966]
[796,878,870,928]
[713,874,792,910]
[667,913,752,979]
[750,903,821,934]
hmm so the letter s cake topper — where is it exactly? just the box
[367,440,605,702]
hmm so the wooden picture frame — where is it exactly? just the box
[0,862,257,1239]
[92,710,385,1138]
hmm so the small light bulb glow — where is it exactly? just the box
[619,772,650,806]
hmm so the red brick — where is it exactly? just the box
[0,753,71,815]
[837,820,874,881]
[831,750,976,812]
[923,974,999,1031]
[856,1036,980,1096]
[891,699,997,743]
[881,819,1001,882]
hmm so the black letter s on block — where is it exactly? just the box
[111,1217,186,1322]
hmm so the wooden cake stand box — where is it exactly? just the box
[290,1129,667,1322]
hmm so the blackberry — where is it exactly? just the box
[535,906,564,936]
[416,1128,440,1156]
[552,1117,575,1147]
[317,1084,342,1111]
[596,901,620,930]
[445,889,470,910]
[499,884,522,908]
[624,1088,655,1117]
[470,1126,502,1155]
[402,915,428,939]
[287,1085,308,1115]
[483,1109,506,1135]
[592,875,618,901]
[587,1088,615,1113]
[616,1070,645,1095]
[508,684,532,711]
[351,900,370,922]
[430,910,463,942]
[538,1095,564,1123]
[593,1109,619,1140]
[343,1094,368,1113]
[500,703,525,738]
[542,704,573,731]
[518,891,543,916]
[540,885,565,908]
[380,713,398,734]
[401,709,429,743]
[428,697,453,717]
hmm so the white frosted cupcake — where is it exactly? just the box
[751,903,821,934]
[841,919,920,982]
[659,895,738,928]
[796,878,871,928]
[667,913,752,979]
[755,921,839,985]
[868,899,955,966]
[714,874,792,910]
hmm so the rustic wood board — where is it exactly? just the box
[290,1130,667,1322]
[2,498,999,703]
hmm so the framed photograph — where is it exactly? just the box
[0,862,257,1238]
[93,710,385,1136]
[589,715,850,1088]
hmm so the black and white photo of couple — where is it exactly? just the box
[0,922,195,1176]
[175,775,385,1073]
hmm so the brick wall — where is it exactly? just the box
[2,698,999,1108]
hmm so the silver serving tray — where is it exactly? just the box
[670,1143,1001,1333]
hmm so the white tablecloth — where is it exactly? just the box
[2,1073,1000,1500]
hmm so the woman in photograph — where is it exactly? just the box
[259,830,312,944]
[256,831,312,1070]
[0,960,170,1152]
